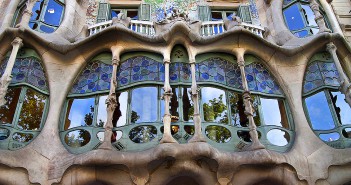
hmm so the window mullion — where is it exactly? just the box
[13,87,27,128]
[126,89,132,125]
[39,95,49,130]
[93,95,99,127]
[257,96,265,126]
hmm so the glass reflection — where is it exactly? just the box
[30,1,43,21]
[17,89,46,130]
[12,132,34,143]
[301,5,317,27]
[0,128,10,140]
[342,128,351,138]
[96,95,107,127]
[205,125,231,143]
[237,130,251,142]
[267,129,290,146]
[0,88,21,125]
[43,0,63,26]
[184,125,195,135]
[202,87,228,123]
[305,91,335,130]
[260,98,289,128]
[129,125,157,143]
[160,125,180,135]
[330,91,351,125]
[64,97,95,130]
[131,87,157,123]
[114,92,128,127]
[283,4,305,31]
[182,87,194,122]
[170,87,179,122]
[319,132,340,142]
[97,131,122,142]
[64,129,91,147]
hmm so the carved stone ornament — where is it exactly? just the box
[153,8,202,36]
[112,13,131,28]
[0,75,12,107]
[224,15,242,31]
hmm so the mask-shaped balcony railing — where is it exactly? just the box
[87,20,265,38]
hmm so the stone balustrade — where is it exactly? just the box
[88,20,265,38]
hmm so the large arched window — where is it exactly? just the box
[303,52,351,149]
[61,52,166,153]
[195,54,293,152]
[0,48,49,150]
[283,0,329,38]
[28,0,65,33]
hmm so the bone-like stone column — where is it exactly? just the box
[17,0,39,28]
[319,0,343,35]
[188,58,206,143]
[0,37,23,107]
[237,55,265,150]
[310,0,331,33]
[1,0,21,28]
[160,59,177,143]
[99,55,119,150]
[326,42,351,107]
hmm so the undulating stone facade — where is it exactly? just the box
[0,0,351,185]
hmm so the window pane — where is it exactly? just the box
[260,98,289,128]
[115,92,128,127]
[127,11,138,20]
[202,87,228,123]
[64,97,95,130]
[267,129,290,146]
[43,0,64,26]
[182,87,194,122]
[283,4,305,31]
[40,25,55,33]
[229,92,246,127]
[131,87,157,123]
[0,88,21,125]
[305,91,335,130]
[96,95,107,127]
[30,1,43,21]
[211,12,222,21]
[301,4,317,27]
[294,30,309,38]
[170,87,179,122]
[64,129,91,147]
[17,89,46,130]
[330,91,351,125]
[319,132,340,142]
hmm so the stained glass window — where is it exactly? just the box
[0,57,48,92]
[117,56,164,87]
[70,61,113,95]
[196,57,242,89]
[303,52,351,148]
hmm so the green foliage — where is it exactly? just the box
[203,94,227,123]
[131,110,140,123]
[205,125,231,143]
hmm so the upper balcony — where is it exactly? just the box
[87,19,265,38]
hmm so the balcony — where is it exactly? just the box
[88,20,265,38]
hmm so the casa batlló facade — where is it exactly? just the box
[0,0,351,184]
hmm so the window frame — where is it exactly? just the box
[28,0,65,33]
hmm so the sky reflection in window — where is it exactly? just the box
[305,91,335,130]
[202,87,228,123]
[330,91,351,125]
[260,98,288,128]
[43,0,63,26]
[283,4,305,31]
[131,87,157,123]
[301,5,317,27]
[65,98,95,130]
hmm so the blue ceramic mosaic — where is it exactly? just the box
[117,56,164,87]
[0,57,48,92]
[245,63,282,95]
[70,61,113,94]
[196,57,242,89]
[303,61,340,94]
[170,63,192,83]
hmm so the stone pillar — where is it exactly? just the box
[1,0,21,28]
[237,55,265,150]
[99,56,119,150]
[17,0,39,28]
[319,0,343,35]
[310,0,331,33]
[160,59,177,143]
[188,58,206,143]
[326,42,351,107]
[0,37,23,107]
